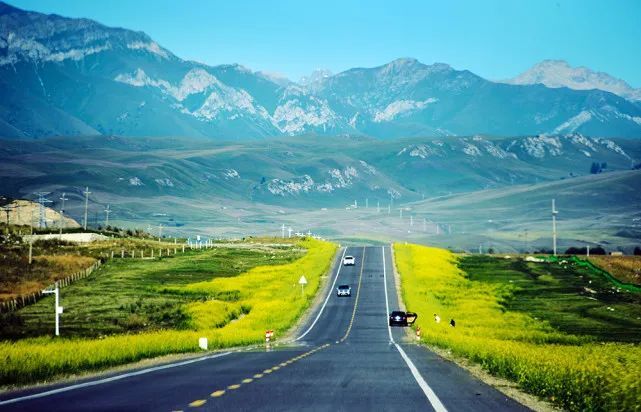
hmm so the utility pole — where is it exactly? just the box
[35,192,52,229]
[158,223,163,241]
[587,245,590,257]
[410,215,413,227]
[281,224,286,239]
[377,201,380,213]
[552,199,558,256]
[104,204,111,227]
[524,229,529,254]
[58,193,68,236]
[355,200,358,209]
[436,224,440,235]
[288,227,293,238]
[82,187,91,230]
[399,208,403,219]
[42,281,62,336]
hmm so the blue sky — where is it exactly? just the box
[9,0,641,86]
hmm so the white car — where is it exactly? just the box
[343,256,355,266]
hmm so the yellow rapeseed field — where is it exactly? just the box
[394,243,641,411]
[0,238,336,385]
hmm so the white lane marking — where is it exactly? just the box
[394,343,447,412]
[295,247,347,341]
[0,351,233,406]
[381,245,394,343]
[382,246,448,412]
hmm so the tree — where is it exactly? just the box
[565,246,587,255]
[634,246,641,256]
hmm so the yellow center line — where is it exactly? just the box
[189,399,207,407]
[227,384,241,390]
[263,369,273,373]
[210,390,225,398]
[340,247,365,343]
[253,373,264,378]
[242,378,253,384]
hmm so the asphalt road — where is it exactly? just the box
[0,246,529,411]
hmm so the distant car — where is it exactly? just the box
[336,284,351,297]
[343,256,355,266]
[388,311,418,327]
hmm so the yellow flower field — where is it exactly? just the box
[0,238,336,385]
[393,243,641,411]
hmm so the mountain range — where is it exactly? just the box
[1,1,641,140]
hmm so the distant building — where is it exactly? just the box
[610,251,624,256]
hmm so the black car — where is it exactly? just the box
[336,284,352,297]
[388,311,417,327]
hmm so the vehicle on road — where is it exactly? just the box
[343,255,355,266]
[336,284,352,297]
[388,311,418,326]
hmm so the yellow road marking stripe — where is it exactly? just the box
[264,369,273,373]
[189,399,206,407]
[227,384,241,390]
[254,373,264,378]
[272,366,280,371]
[340,247,365,342]
[242,378,253,383]
[210,390,225,397]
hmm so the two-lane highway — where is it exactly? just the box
[0,246,529,411]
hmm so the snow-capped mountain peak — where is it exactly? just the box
[504,59,641,102]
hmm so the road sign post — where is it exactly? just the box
[42,281,62,336]
[299,275,308,296]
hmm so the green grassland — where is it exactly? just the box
[0,243,303,339]
[394,244,641,411]
[0,238,337,386]
[0,234,200,302]
[459,255,641,342]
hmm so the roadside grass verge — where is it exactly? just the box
[0,238,336,386]
[393,243,641,411]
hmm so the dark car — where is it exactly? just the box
[336,284,351,297]
[388,311,417,327]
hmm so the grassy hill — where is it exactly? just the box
[0,135,639,251]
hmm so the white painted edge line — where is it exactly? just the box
[0,351,232,406]
[382,246,448,412]
[295,247,347,341]
[381,245,394,343]
[394,343,448,412]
